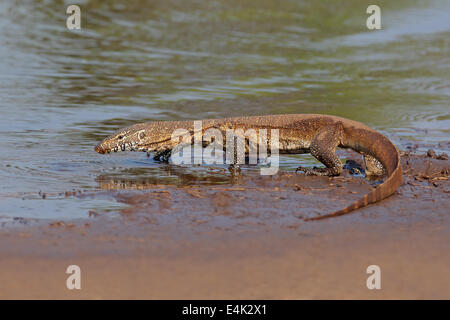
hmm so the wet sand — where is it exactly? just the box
[0,151,449,299]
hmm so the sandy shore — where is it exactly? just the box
[0,151,449,299]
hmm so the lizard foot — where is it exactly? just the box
[296,166,340,177]
[153,149,172,163]
[343,160,365,176]
[228,164,241,175]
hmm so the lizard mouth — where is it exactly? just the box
[95,141,151,154]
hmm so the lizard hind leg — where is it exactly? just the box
[296,122,344,177]
[363,153,385,176]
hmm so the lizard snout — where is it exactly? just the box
[95,143,107,154]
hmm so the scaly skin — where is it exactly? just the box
[95,114,402,220]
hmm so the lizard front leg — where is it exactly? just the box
[153,148,173,163]
[296,122,344,177]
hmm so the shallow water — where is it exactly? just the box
[0,0,449,220]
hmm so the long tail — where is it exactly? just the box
[305,126,402,221]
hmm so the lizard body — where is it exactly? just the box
[95,114,402,220]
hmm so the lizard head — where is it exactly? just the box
[95,123,167,154]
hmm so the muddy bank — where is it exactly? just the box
[74,149,450,227]
[0,152,448,299]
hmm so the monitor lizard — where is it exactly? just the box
[95,114,402,221]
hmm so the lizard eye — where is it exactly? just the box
[118,135,123,140]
